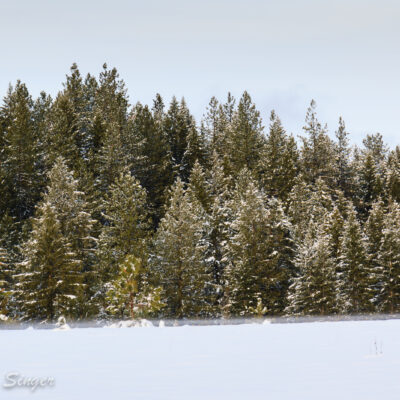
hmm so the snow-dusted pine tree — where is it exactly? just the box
[16,157,95,319]
[258,110,299,200]
[15,203,83,321]
[97,169,150,283]
[364,199,386,309]
[224,176,293,316]
[339,204,372,313]
[151,178,209,318]
[105,254,164,319]
[377,201,400,313]
[0,247,10,316]
[286,224,338,316]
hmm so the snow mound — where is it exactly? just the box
[54,316,71,331]
[108,319,154,328]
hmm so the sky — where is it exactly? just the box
[0,0,399,147]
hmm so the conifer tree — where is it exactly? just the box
[300,100,336,187]
[202,96,229,158]
[44,64,94,169]
[385,147,400,202]
[286,225,338,315]
[355,150,384,217]
[364,199,386,309]
[0,81,42,220]
[92,64,130,194]
[44,157,96,273]
[151,179,209,318]
[334,117,353,196]
[164,97,201,181]
[15,203,83,321]
[287,177,333,241]
[225,91,265,175]
[225,177,293,315]
[20,157,96,317]
[323,205,345,261]
[259,110,299,200]
[97,170,150,284]
[186,161,212,213]
[128,103,173,224]
[376,201,400,313]
[339,204,371,313]
[0,247,10,316]
[204,153,233,314]
[106,255,164,319]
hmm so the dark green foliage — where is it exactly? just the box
[128,102,173,224]
[259,111,299,200]
[1,65,400,320]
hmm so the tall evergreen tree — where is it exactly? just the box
[15,203,83,321]
[225,177,293,315]
[334,117,353,196]
[97,170,150,284]
[225,91,265,175]
[0,247,10,316]
[258,110,299,200]
[128,103,173,224]
[364,199,386,309]
[21,157,96,317]
[151,179,209,317]
[300,100,336,187]
[385,147,400,203]
[286,225,338,316]
[164,97,201,181]
[376,201,400,313]
[0,81,42,220]
[339,204,371,313]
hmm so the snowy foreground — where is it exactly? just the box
[1,319,400,399]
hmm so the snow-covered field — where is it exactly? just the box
[1,319,400,399]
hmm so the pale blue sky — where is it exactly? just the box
[1,0,399,146]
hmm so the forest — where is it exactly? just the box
[0,63,399,322]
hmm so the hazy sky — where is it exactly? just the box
[1,0,399,146]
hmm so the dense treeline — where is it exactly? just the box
[1,64,400,321]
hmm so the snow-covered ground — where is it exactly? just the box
[1,319,400,399]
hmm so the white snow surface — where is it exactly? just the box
[1,319,400,399]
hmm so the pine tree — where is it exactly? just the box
[300,100,336,187]
[97,170,150,284]
[364,199,385,309]
[355,150,384,217]
[286,225,338,315]
[258,111,299,200]
[128,102,173,224]
[44,64,94,169]
[105,254,164,319]
[0,81,43,220]
[15,203,83,321]
[0,247,10,316]
[225,177,293,316]
[287,177,333,241]
[334,117,353,196]
[92,64,130,194]
[225,91,265,175]
[204,153,234,315]
[151,179,209,318]
[186,161,212,213]
[339,204,371,313]
[385,147,400,202]
[21,157,96,318]
[164,97,200,181]
[202,96,229,158]
[44,158,96,273]
[377,201,400,313]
